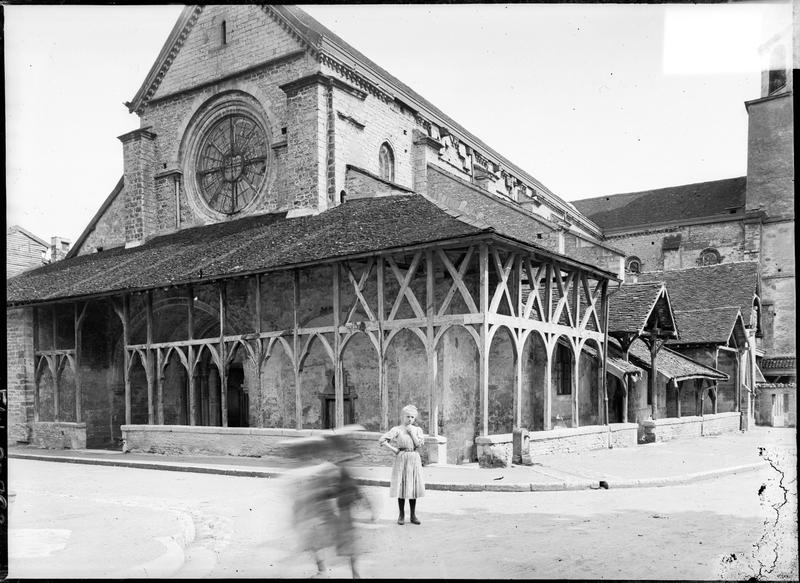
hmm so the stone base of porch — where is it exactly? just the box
[120,425,447,467]
[641,412,741,442]
[476,423,638,467]
[31,421,87,450]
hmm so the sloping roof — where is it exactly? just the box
[607,282,677,337]
[8,225,48,248]
[671,307,746,346]
[7,195,479,305]
[607,354,644,379]
[572,176,746,231]
[638,262,759,324]
[628,340,729,382]
[9,193,611,307]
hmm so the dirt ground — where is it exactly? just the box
[8,432,797,580]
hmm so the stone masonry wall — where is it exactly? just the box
[6,307,35,443]
[30,422,87,449]
[121,425,443,466]
[77,182,128,255]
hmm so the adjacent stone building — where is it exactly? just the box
[573,10,795,423]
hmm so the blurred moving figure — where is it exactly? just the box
[284,435,339,577]
[283,426,375,579]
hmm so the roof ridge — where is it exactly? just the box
[574,175,747,203]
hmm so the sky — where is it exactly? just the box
[3,3,790,245]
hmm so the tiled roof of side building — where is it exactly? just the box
[607,281,669,334]
[670,306,744,345]
[628,339,728,381]
[571,176,746,231]
[638,261,759,323]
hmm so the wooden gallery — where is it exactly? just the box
[6,5,759,467]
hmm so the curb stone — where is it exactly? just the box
[9,452,764,493]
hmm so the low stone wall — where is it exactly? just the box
[31,422,87,450]
[121,425,446,466]
[478,424,638,466]
[701,412,741,436]
[641,412,742,442]
[641,416,703,442]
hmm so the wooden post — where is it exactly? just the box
[146,291,154,424]
[425,250,437,435]
[333,262,343,429]
[219,281,228,427]
[622,376,629,423]
[123,295,131,425]
[156,349,164,425]
[187,287,196,425]
[479,242,490,436]
[293,270,302,430]
[74,303,82,423]
[515,255,523,429]
[601,280,610,427]
[674,379,681,418]
[378,255,389,431]
[572,344,579,428]
[543,338,553,430]
[52,306,59,420]
[255,276,264,429]
[649,329,660,420]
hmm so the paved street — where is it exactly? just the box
[7,429,797,580]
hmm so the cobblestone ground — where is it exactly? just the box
[7,429,797,580]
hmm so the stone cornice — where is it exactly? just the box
[117,127,157,144]
[602,212,746,239]
[279,72,367,100]
[744,89,792,111]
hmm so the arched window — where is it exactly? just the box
[378,142,394,182]
[768,46,787,94]
[554,341,572,395]
[699,248,721,266]
[625,256,642,275]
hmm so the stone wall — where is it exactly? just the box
[121,425,445,466]
[641,412,741,442]
[756,384,797,427]
[523,423,638,458]
[6,307,35,443]
[701,411,742,435]
[31,422,87,449]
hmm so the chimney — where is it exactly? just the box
[50,236,71,262]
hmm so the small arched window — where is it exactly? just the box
[768,46,787,94]
[625,256,642,275]
[699,248,721,266]
[378,142,395,182]
[554,341,572,395]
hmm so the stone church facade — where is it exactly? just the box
[7,5,771,463]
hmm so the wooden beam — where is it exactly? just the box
[333,262,343,428]
[74,303,82,423]
[219,281,228,427]
[426,249,436,436]
[187,287,195,425]
[378,255,388,431]
[543,339,553,430]
[294,269,302,430]
[479,242,489,437]
[123,294,131,425]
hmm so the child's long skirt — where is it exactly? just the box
[389,450,425,499]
